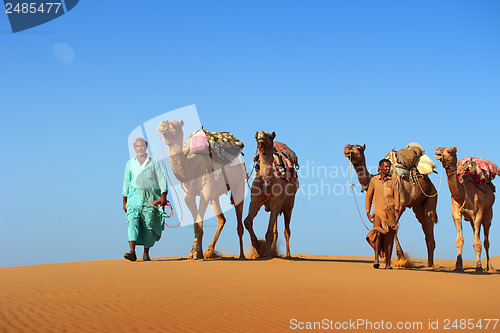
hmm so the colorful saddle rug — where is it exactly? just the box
[183,129,244,166]
[457,157,500,185]
[254,141,299,181]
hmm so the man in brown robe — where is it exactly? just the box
[365,159,401,269]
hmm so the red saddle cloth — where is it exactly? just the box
[457,157,500,184]
[254,141,299,181]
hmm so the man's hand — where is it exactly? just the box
[159,192,167,207]
[153,192,168,208]
[366,212,374,223]
[123,196,127,213]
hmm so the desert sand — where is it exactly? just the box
[1,255,499,333]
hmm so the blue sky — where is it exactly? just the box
[1,1,499,267]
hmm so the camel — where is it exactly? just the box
[244,131,299,258]
[157,120,247,259]
[344,144,438,267]
[435,147,495,272]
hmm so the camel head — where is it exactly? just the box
[434,146,458,169]
[255,131,276,187]
[344,144,366,165]
[255,131,275,153]
[157,120,184,146]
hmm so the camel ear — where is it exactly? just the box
[452,146,457,153]
[179,120,184,127]
[362,144,366,150]
[255,132,259,139]
[271,132,276,139]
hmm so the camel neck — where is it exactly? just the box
[258,144,274,183]
[167,141,190,183]
[445,165,465,203]
[352,158,372,187]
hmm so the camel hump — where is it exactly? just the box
[254,141,299,181]
[386,143,436,176]
[184,129,244,165]
[274,141,299,169]
[457,157,500,185]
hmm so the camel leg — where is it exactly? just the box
[483,209,494,272]
[451,200,464,271]
[271,220,278,255]
[204,199,226,259]
[265,208,280,259]
[472,213,484,272]
[234,200,245,259]
[184,194,201,259]
[414,202,436,267]
[283,208,292,257]
[244,199,265,257]
[393,233,405,260]
[227,171,246,259]
[189,195,209,260]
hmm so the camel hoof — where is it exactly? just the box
[203,249,215,259]
[475,266,483,272]
[453,267,464,272]
[190,251,203,260]
[239,254,246,259]
[253,240,268,258]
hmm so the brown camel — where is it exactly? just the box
[244,131,299,258]
[157,120,247,259]
[344,144,438,267]
[435,147,495,272]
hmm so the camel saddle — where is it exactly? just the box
[184,129,244,166]
[386,143,436,179]
[254,141,299,181]
[184,129,247,199]
[458,157,499,193]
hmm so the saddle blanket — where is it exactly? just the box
[254,141,299,181]
[457,157,500,184]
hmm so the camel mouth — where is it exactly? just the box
[434,148,444,161]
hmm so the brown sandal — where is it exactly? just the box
[124,252,137,261]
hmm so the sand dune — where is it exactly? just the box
[1,255,499,333]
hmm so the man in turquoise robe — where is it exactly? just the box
[123,138,168,261]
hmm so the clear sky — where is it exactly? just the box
[1,1,499,268]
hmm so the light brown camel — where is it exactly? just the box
[157,120,247,259]
[244,131,299,258]
[344,144,438,267]
[435,147,495,272]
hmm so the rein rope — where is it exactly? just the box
[158,133,183,228]
[414,163,443,198]
[348,152,371,231]
[460,181,468,213]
